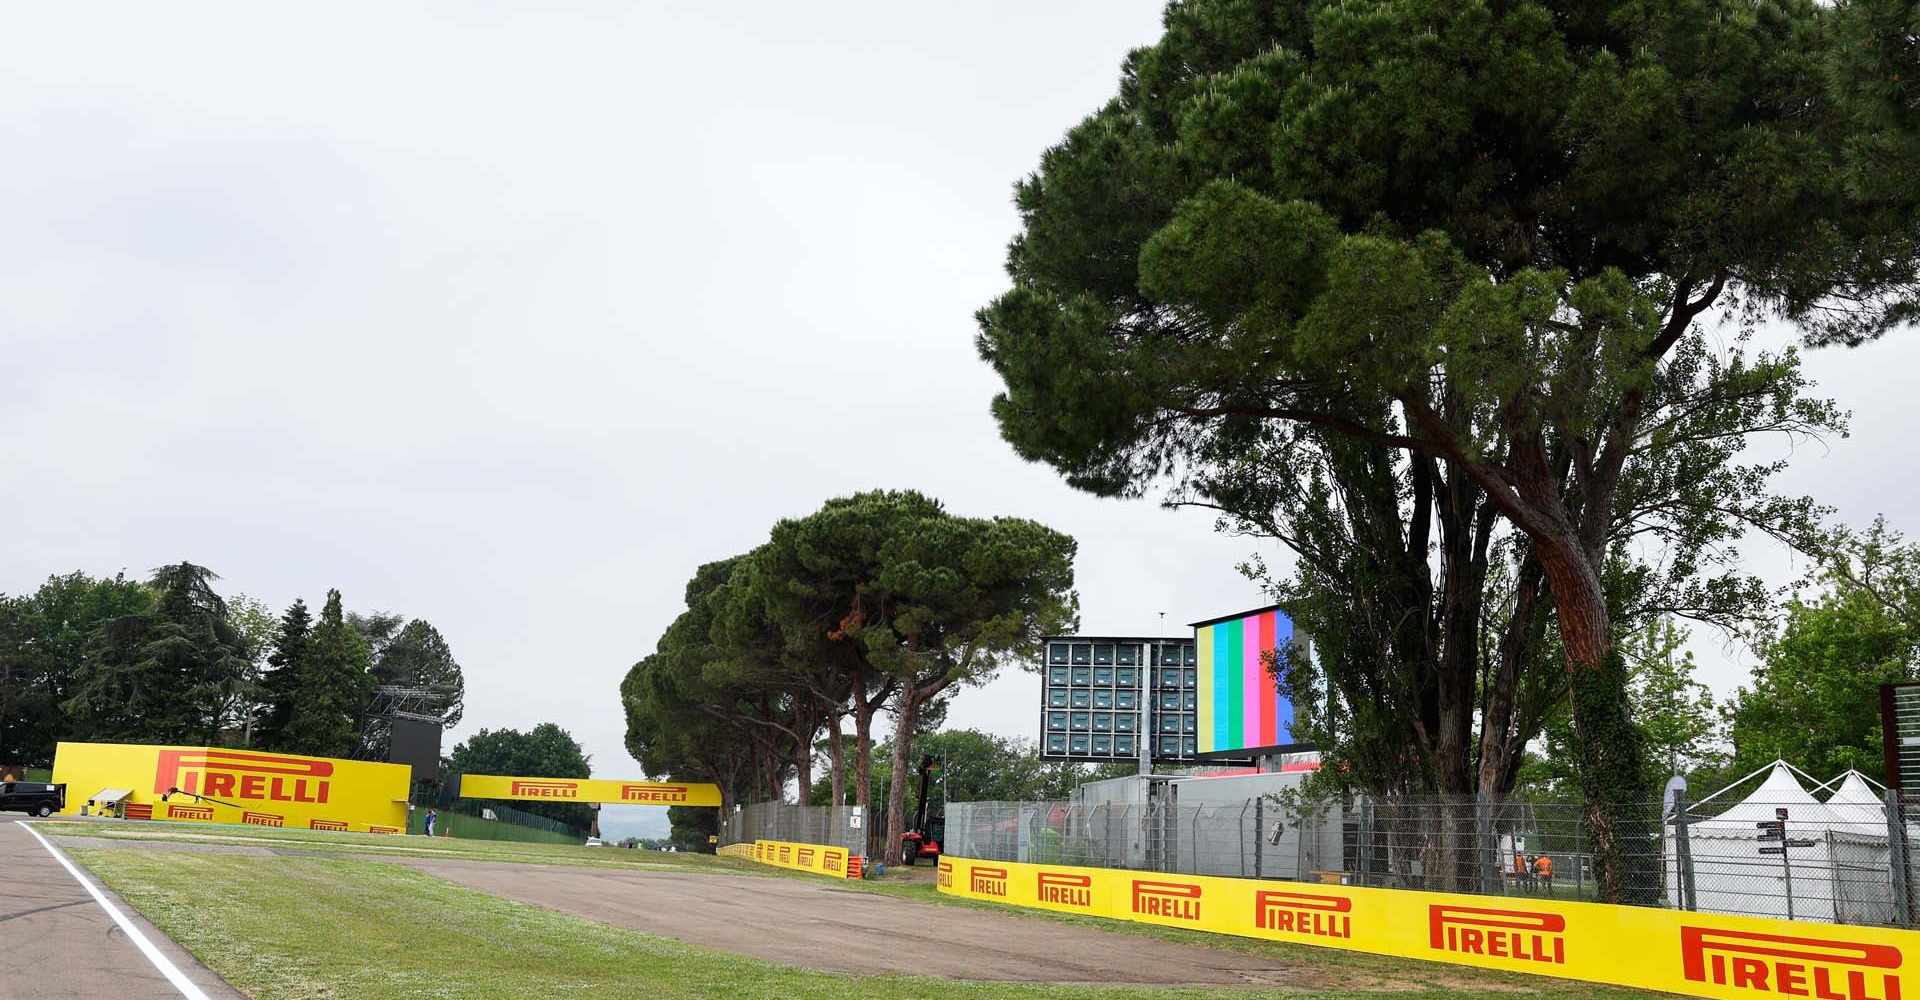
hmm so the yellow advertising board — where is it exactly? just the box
[52,741,410,834]
[939,855,1918,1000]
[457,774,722,807]
[751,839,854,879]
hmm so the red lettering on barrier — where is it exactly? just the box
[509,780,579,799]
[1681,926,1902,1000]
[619,784,689,804]
[1255,890,1352,940]
[1428,905,1566,965]
[970,866,1009,897]
[1036,872,1093,909]
[1131,880,1202,922]
[155,749,333,805]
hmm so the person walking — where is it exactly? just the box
[424,808,438,837]
[1533,853,1554,892]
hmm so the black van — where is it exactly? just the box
[0,781,65,817]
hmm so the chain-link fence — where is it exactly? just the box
[724,800,869,856]
[934,789,1917,929]
[942,799,1344,879]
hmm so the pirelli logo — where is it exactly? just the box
[509,780,579,799]
[1131,879,1202,922]
[167,803,214,821]
[970,866,1009,897]
[936,859,953,889]
[1256,890,1353,940]
[797,848,816,867]
[1429,905,1566,964]
[1036,872,1093,909]
[1682,926,1903,1000]
[823,849,845,874]
[619,783,689,804]
[241,811,284,828]
[309,819,349,832]
[154,749,332,804]
[368,825,401,834]
[778,845,792,864]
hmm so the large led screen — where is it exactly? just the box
[1193,605,1302,755]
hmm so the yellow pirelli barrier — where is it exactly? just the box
[938,856,1918,1000]
[457,774,722,807]
[751,839,856,879]
[52,741,410,834]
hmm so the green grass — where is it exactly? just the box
[36,819,755,874]
[70,848,1628,1000]
[404,809,581,845]
[26,767,52,782]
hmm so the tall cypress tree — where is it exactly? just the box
[253,598,311,749]
[274,590,375,759]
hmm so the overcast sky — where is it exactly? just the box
[5,4,1917,836]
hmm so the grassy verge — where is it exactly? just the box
[70,848,1574,1000]
[404,809,581,845]
[37,819,756,874]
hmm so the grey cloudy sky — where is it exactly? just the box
[6,4,1918,835]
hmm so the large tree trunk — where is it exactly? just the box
[1534,535,1654,904]
[794,734,812,806]
[852,689,876,854]
[883,688,922,866]
[1477,555,1542,795]
[1432,463,1487,800]
[827,711,845,808]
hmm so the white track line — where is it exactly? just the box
[19,821,214,1000]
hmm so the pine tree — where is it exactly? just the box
[274,590,375,759]
[65,563,249,744]
[253,598,312,749]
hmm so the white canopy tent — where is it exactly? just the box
[1822,770,1890,829]
[1669,762,1893,925]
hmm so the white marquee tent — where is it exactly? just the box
[1668,762,1893,925]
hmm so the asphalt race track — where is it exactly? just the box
[0,814,243,1000]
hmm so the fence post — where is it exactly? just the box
[1358,794,1373,888]
[1255,797,1265,880]
[1476,791,1494,894]
[1574,811,1585,902]
[1889,788,1914,928]
[1674,792,1697,911]
[1239,800,1250,877]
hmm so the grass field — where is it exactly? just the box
[36,819,753,873]
[68,848,1651,1000]
[403,808,581,845]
